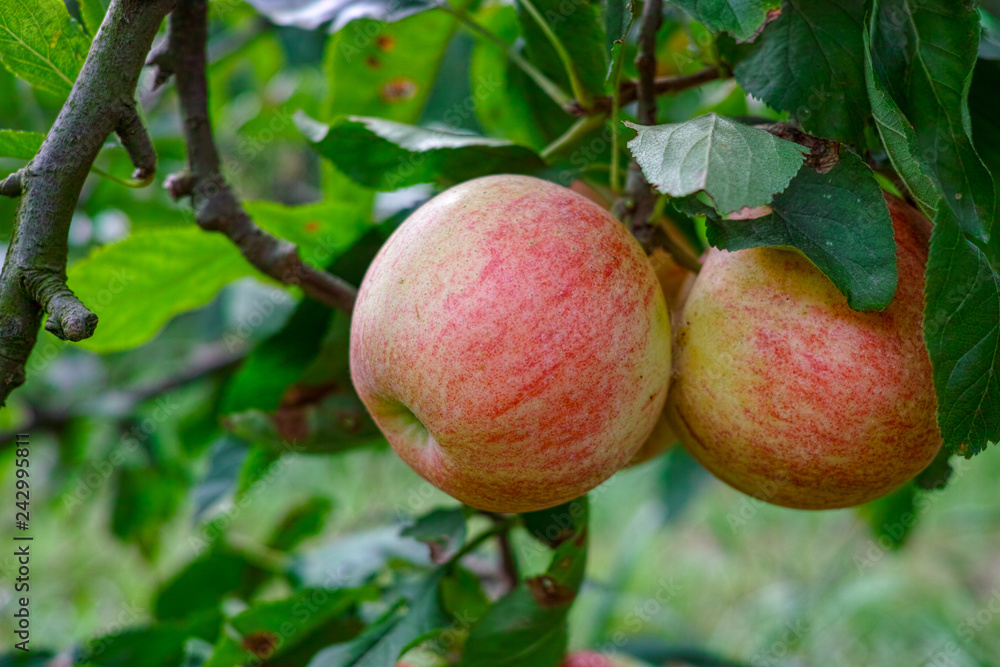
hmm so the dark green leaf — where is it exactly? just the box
[84,612,222,667]
[268,497,335,552]
[863,24,942,220]
[440,565,491,622]
[111,466,185,559]
[298,113,546,191]
[670,0,781,42]
[0,129,41,160]
[859,483,918,550]
[969,59,1000,201]
[401,507,468,562]
[913,447,953,491]
[0,0,89,95]
[706,150,898,311]
[309,571,448,666]
[626,114,807,214]
[461,498,588,667]
[606,0,634,80]
[871,0,996,242]
[154,549,254,621]
[733,0,869,145]
[516,0,608,100]
[0,652,56,666]
[67,228,257,353]
[245,0,440,32]
[923,206,1000,456]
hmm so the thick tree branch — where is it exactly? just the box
[163,0,358,314]
[0,0,173,404]
[612,0,663,247]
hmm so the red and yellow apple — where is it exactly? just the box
[665,194,942,509]
[350,175,672,513]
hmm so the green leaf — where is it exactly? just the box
[111,466,185,559]
[202,586,378,667]
[245,199,375,270]
[298,113,546,191]
[863,25,942,220]
[154,549,254,621]
[859,483,919,550]
[78,0,110,36]
[292,527,431,589]
[669,0,781,42]
[0,0,89,95]
[192,436,249,520]
[870,0,996,242]
[84,612,222,667]
[324,9,462,125]
[461,497,588,667]
[515,0,608,100]
[706,151,897,311]
[0,129,42,160]
[625,114,807,215]
[923,206,1000,457]
[401,507,468,562]
[67,228,256,353]
[970,60,1000,201]
[309,571,448,667]
[732,0,869,145]
[268,497,335,552]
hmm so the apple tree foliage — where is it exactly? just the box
[0,0,997,664]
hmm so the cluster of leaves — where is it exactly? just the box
[0,0,998,664]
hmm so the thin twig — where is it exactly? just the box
[612,0,663,247]
[0,0,173,404]
[164,0,358,314]
[116,101,157,182]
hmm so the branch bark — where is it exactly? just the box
[0,0,174,404]
[163,0,358,314]
[612,0,663,248]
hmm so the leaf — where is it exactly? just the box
[0,129,42,160]
[78,0,110,36]
[969,59,1000,199]
[669,0,781,42]
[291,526,431,589]
[625,114,808,215]
[202,586,377,667]
[192,436,250,521]
[324,9,462,124]
[309,571,448,667]
[515,0,608,99]
[859,483,918,550]
[244,199,375,270]
[732,0,870,145]
[67,228,256,353]
[870,0,996,242]
[706,150,898,311]
[268,497,335,552]
[83,612,222,667]
[298,113,546,190]
[461,497,588,667]
[111,466,185,559]
[244,0,440,32]
[401,507,467,562]
[863,23,942,220]
[605,0,634,82]
[154,549,255,621]
[0,0,89,95]
[923,206,1000,457]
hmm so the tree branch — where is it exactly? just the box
[569,66,729,117]
[0,0,174,404]
[116,101,157,181]
[163,0,358,314]
[612,0,663,247]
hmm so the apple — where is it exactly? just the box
[664,194,942,509]
[560,651,652,667]
[350,174,672,513]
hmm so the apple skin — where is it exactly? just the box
[561,651,617,667]
[665,194,942,509]
[350,175,672,513]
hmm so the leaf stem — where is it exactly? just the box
[517,0,593,109]
[441,3,573,108]
[609,52,628,193]
[446,516,519,568]
[540,114,607,162]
